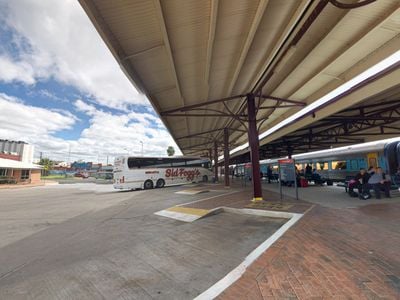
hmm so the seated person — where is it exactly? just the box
[367,167,391,199]
[311,169,323,184]
[305,164,312,177]
[393,167,400,188]
[367,166,375,175]
[350,168,370,195]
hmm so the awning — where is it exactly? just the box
[0,158,43,170]
[79,0,400,157]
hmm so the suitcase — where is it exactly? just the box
[300,178,308,187]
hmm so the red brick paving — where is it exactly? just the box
[220,204,400,299]
[188,183,400,299]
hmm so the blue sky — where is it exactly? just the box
[0,0,180,162]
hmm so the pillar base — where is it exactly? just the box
[251,197,263,202]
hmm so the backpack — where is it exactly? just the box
[348,179,358,189]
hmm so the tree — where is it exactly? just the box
[39,158,54,176]
[167,146,175,156]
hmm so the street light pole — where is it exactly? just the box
[140,141,144,156]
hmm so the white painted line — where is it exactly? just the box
[194,209,304,300]
[223,207,295,219]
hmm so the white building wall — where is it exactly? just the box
[21,144,34,164]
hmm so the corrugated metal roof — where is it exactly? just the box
[79,0,400,157]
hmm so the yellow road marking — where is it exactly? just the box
[166,206,210,216]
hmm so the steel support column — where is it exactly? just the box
[224,128,230,187]
[247,94,263,201]
[214,141,218,182]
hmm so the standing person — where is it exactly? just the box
[367,167,391,199]
[267,165,273,183]
[305,164,312,177]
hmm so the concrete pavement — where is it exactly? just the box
[0,183,286,299]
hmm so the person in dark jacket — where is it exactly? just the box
[267,165,273,183]
[352,168,370,195]
[305,164,312,177]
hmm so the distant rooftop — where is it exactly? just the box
[0,139,28,144]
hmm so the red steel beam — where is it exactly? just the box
[224,128,230,187]
[160,94,245,115]
[247,94,263,201]
[214,140,219,182]
[258,104,300,109]
[259,95,306,106]
[175,128,225,140]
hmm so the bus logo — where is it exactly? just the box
[165,168,201,181]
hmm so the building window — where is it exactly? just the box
[21,169,30,180]
[0,168,7,176]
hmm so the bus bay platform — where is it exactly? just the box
[178,179,400,299]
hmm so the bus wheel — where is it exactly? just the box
[156,179,165,188]
[144,180,154,189]
[202,175,208,182]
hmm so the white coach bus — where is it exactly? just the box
[113,156,213,190]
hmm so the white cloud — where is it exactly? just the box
[0,1,181,162]
[0,0,149,110]
[0,55,35,84]
[0,93,75,137]
[0,92,77,158]
[0,93,180,162]
[73,100,180,160]
[74,99,97,116]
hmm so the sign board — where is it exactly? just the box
[278,159,298,200]
[278,159,296,182]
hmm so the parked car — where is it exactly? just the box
[74,172,88,178]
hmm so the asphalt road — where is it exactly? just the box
[0,183,286,299]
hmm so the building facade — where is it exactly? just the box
[0,140,42,184]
